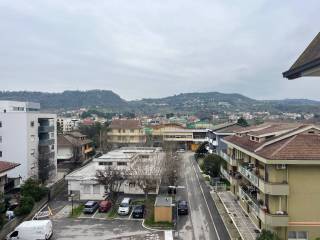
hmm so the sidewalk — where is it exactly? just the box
[217,191,260,240]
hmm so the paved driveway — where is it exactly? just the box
[51,218,152,240]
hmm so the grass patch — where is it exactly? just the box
[198,158,204,171]
[106,204,118,219]
[131,199,145,205]
[144,196,174,230]
[69,204,84,218]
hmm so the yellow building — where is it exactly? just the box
[108,119,146,146]
[154,196,173,223]
[220,123,320,240]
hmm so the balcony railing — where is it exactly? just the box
[39,139,54,146]
[259,209,288,226]
[239,165,289,195]
[239,165,259,187]
[218,151,237,166]
[220,166,231,182]
[38,125,54,133]
[239,187,259,216]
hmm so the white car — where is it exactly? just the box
[118,198,131,216]
[7,220,53,240]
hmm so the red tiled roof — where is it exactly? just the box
[110,119,142,129]
[224,125,320,160]
[0,161,20,174]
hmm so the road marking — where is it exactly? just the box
[92,209,99,218]
[183,166,196,240]
[190,156,221,240]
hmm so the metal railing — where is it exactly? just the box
[239,165,259,187]
[239,187,259,216]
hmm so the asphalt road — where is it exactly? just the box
[176,152,230,240]
[52,218,151,240]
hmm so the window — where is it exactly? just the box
[118,136,121,141]
[93,185,100,194]
[118,129,121,133]
[117,162,127,166]
[288,231,308,240]
[130,129,134,133]
[30,121,34,127]
[0,136,2,143]
[82,185,91,194]
[99,162,112,166]
[30,149,35,156]
[51,145,55,150]
[122,129,125,133]
[0,121,2,127]
[0,151,2,157]
[30,135,35,142]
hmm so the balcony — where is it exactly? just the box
[38,125,54,133]
[220,166,239,185]
[218,151,237,166]
[39,139,54,146]
[239,187,259,216]
[259,209,288,227]
[239,165,289,195]
[39,151,55,160]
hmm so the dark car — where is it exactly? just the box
[99,200,112,213]
[177,200,188,215]
[132,205,145,218]
[83,201,99,214]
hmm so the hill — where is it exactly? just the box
[0,90,127,110]
[0,90,319,114]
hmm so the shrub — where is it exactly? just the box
[202,154,223,177]
[20,178,48,202]
[256,230,280,240]
[14,196,35,216]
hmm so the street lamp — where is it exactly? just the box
[69,193,75,215]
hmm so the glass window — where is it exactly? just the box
[297,232,308,239]
[82,185,91,194]
[0,136,2,143]
[0,151,2,157]
[0,121,2,127]
[93,185,100,194]
[99,162,112,166]
[117,162,127,166]
[30,121,34,127]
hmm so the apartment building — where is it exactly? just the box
[219,123,320,239]
[0,101,57,183]
[66,147,164,200]
[57,132,94,162]
[57,118,80,133]
[107,119,146,146]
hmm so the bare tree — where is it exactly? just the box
[96,167,127,203]
[163,151,179,187]
[129,153,164,199]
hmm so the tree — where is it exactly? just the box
[237,117,249,127]
[129,153,164,199]
[202,154,223,177]
[20,178,48,202]
[14,196,35,216]
[0,193,5,229]
[256,230,280,240]
[195,141,208,160]
[96,167,127,203]
[163,151,179,187]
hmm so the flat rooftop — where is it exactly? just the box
[155,196,173,207]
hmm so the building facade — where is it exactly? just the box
[107,119,146,146]
[0,101,57,183]
[0,161,20,194]
[219,123,320,239]
[66,147,164,200]
[57,132,94,162]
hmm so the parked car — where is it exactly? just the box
[117,198,131,216]
[177,149,185,153]
[99,200,112,213]
[177,200,189,215]
[132,205,145,218]
[6,220,53,240]
[83,201,99,214]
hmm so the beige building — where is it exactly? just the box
[108,119,146,146]
[219,123,320,240]
[154,196,173,223]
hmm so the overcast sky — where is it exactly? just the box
[0,0,319,100]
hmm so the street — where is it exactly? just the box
[176,152,230,240]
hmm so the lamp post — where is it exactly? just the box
[69,193,75,216]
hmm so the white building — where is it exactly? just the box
[0,101,57,184]
[66,147,165,200]
[57,118,80,133]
